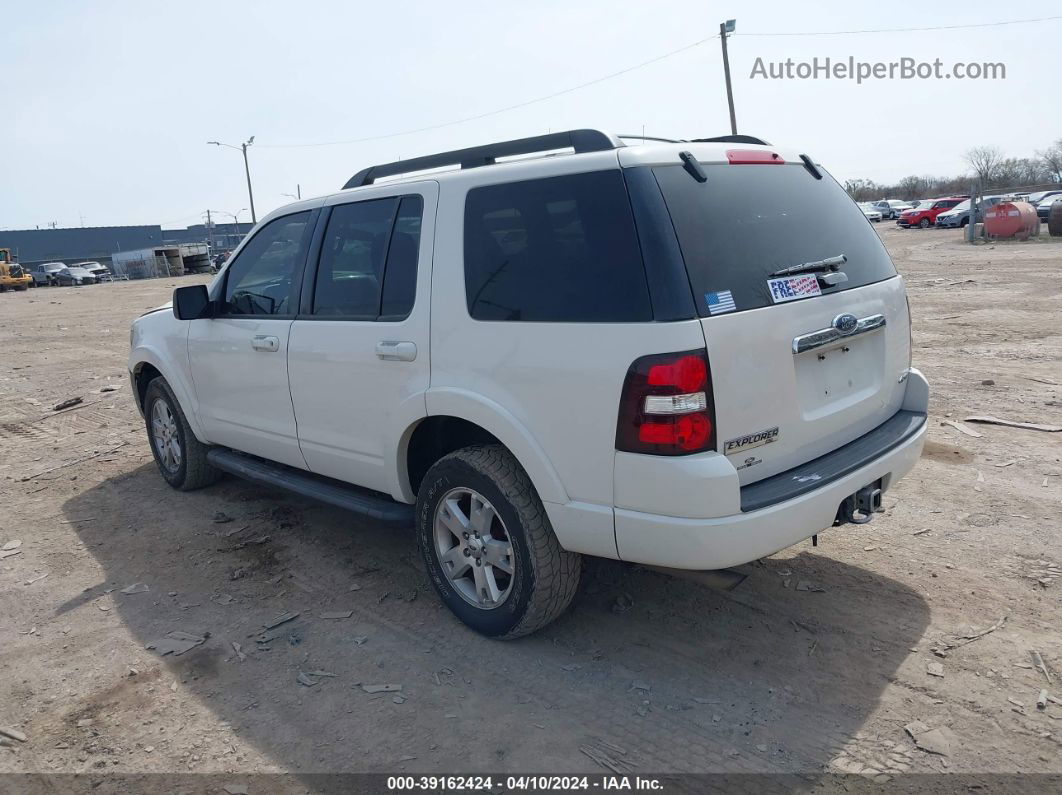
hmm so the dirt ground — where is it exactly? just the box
[1,224,1060,787]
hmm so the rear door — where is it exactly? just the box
[649,156,911,484]
[287,184,436,497]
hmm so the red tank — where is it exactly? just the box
[983,201,1038,240]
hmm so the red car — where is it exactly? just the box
[897,196,968,228]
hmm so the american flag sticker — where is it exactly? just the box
[705,290,736,315]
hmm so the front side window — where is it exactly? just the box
[463,171,651,322]
[223,211,312,315]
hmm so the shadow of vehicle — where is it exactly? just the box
[58,462,930,776]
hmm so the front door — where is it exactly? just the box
[188,210,316,469]
[288,184,436,497]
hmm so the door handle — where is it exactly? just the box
[375,341,417,362]
[251,335,280,352]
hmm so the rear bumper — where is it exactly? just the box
[611,369,929,570]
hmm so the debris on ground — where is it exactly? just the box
[146,631,207,656]
[212,511,234,523]
[120,583,149,595]
[1031,650,1053,684]
[904,721,954,756]
[1037,690,1049,710]
[931,615,1007,656]
[927,662,945,677]
[319,610,353,620]
[296,672,320,687]
[353,636,368,645]
[52,397,82,411]
[262,611,299,630]
[942,420,983,438]
[231,642,246,662]
[99,384,121,393]
[630,680,651,692]
[965,416,1062,433]
[2,540,22,551]
[612,593,634,613]
[796,580,826,592]
[0,548,22,560]
[222,785,248,795]
[362,684,402,694]
[0,727,27,743]
[579,739,636,774]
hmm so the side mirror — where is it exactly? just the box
[173,284,212,320]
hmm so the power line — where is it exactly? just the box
[258,34,719,149]
[256,13,1060,150]
[739,14,1062,36]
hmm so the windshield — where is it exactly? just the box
[652,163,897,316]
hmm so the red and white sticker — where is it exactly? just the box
[767,274,822,304]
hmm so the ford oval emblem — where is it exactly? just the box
[833,313,859,335]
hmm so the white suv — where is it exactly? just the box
[129,130,928,638]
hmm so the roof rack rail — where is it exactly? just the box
[690,134,772,146]
[617,134,685,144]
[342,128,623,189]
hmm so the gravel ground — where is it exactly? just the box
[0,224,1060,786]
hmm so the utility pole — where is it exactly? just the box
[208,136,257,224]
[241,139,257,224]
[719,19,738,135]
[205,209,215,253]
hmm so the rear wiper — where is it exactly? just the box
[769,254,848,278]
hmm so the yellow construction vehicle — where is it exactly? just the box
[0,248,32,291]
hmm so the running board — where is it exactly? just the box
[206,448,414,526]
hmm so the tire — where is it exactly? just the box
[16,284,28,291]
[919,218,931,229]
[416,445,580,639]
[960,217,969,228]
[143,377,221,491]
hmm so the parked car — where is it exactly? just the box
[56,266,97,286]
[935,196,1004,228]
[1027,190,1062,206]
[897,197,967,228]
[871,200,911,220]
[73,261,110,280]
[859,203,883,222]
[1037,195,1062,222]
[30,262,67,286]
[129,129,928,638]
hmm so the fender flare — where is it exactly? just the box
[129,344,208,443]
[420,387,569,505]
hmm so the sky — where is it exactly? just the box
[3,1,1059,230]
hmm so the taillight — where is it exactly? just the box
[616,350,716,456]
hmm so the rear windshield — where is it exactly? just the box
[653,163,897,316]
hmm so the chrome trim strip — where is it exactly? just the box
[792,313,886,355]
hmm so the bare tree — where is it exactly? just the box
[964,145,1004,185]
[1039,139,1062,183]
[843,178,880,202]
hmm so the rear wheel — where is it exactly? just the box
[143,377,221,491]
[417,445,580,638]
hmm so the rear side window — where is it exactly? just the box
[463,170,651,322]
[314,199,396,317]
[653,164,897,316]
[312,194,424,320]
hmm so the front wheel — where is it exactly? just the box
[919,218,931,229]
[143,377,221,491]
[416,445,581,638]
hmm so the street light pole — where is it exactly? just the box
[208,136,257,224]
[719,19,738,135]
